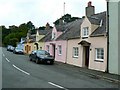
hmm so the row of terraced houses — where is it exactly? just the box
[18,1,119,75]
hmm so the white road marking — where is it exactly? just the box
[48,82,68,90]
[6,58,10,62]
[12,64,30,76]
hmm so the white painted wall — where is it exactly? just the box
[108,1,120,75]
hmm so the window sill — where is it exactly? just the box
[82,37,88,39]
[94,60,104,62]
[58,54,62,56]
[73,56,78,58]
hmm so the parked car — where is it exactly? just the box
[7,45,15,52]
[13,47,24,54]
[29,50,54,65]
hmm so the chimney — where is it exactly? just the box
[45,22,50,30]
[85,1,95,17]
[27,30,31,40]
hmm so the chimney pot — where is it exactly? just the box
[88,1,92,7]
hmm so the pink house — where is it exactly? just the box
[44,23,67,63]
[43,20,81,63]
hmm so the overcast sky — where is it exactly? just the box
[0,0,107,28]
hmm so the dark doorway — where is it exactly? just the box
[34,43,39,50]
[84,46,90,67]
[52,44,56,58]
[26,45,29,54]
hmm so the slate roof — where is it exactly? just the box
[90,11,106,37]
[37,11,107,42]
[56,11,106,40]
[88,17,100,25]
[56,19,83,40]
[55,25,64,32]
[39,30,52,42]
[38,29,51,35]
[24,29,52,43]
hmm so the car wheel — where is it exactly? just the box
[29,57,32,61]
[36,58,39,64]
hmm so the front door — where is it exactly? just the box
[84,46,90,68]
[52,44,55,58]
[26,45,29,54]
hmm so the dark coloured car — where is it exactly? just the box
[13,47,24,54]
[7,45,15,52]
[29,50,54,65]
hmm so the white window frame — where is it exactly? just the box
[47,45,50,53]
[58,45,62,55]
[73,47,79,58]
[95,48,104,61]
[82,27,89,37]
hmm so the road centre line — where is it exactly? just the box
[48,82,68,90]
[6,58,10,62]
[12,64,30,76]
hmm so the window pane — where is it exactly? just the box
[96,48,104,60]
[73,47,78,57]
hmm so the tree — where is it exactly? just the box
[53,14,80,25]
[9,38,19,47]
[18,23,28,36]
[9,25,18,33]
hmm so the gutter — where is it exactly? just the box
[106,1,109,73]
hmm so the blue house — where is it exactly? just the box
[17,37,25,49]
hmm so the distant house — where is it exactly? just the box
[24,27,50,54]
[17,37,25,49]
[23,30,36,54]
[38,30,52,51]
[43,23,66,63]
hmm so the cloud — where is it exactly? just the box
[0,0,106,28]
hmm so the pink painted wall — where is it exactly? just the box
[45,40,67,63]
[44,26,66,63]
[45,41,56,56]
[52,26,63,40]
[55,40,67,63]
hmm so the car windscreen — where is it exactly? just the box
[16,48,22,50]
[37,51,50,56]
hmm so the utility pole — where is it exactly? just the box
[63,2,65,16]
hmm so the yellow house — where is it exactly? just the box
[38,29,52,50]
[24,29,51,54]
[24,30,36,54]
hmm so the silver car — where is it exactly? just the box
[13,47,24,54]
[7,45,15,52]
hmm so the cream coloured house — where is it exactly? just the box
[67,2,107,72]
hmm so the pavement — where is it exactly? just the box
[55,61,120,84]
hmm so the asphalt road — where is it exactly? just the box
[2,47,119,89]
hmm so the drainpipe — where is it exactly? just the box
[106,1,109,73]
[65,40,68,64]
